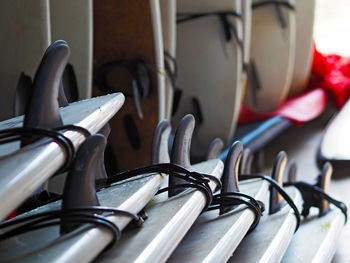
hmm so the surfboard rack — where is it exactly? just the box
[169,114,195,197]
[269,151,288,214]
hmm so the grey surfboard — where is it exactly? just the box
[96,159,224,263]
[168,179,269,263]
[0,93,124,221]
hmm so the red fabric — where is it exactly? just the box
[239,43,350,124]
[238,88,328,125]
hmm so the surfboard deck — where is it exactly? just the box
[0,0,50,120]
[0,93,124,221]
[244,0,296,113]
[282,206,345,263]
[318,99,350,174]
[160,0,176,120]
[229,186,302,263]
[96,159,224,263]
[167,179,269,263]
[93,0,166,171]
[50,0,93,100]
[289,0,316,96]
[174,0,244,156]
[0,173,163,262]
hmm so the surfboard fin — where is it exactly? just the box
[60,134,106,234]
[220,141,243,214]
[240,148,254,175]
[168,114,195,197]
[151,120,171,164]
[206,138,224,161]
[269,151,288,214]
[21,40,70,146]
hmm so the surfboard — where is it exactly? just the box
[241,0,252,98]
[0,93,125,221]
[160,0,177,120]
[50,0,93,100]
[229,186,302,262]
[281,206,345,263]
[229,151,303,263]
[282,162,347,263]
[167,179,268,263]
[174,0,244,156]
[93,0,166,171]
[244,0,296,113]
[0,172,164,262]
[0,0,50,120]
[289,0,316,96]
[96,159,223,262]
[318,99,350,174]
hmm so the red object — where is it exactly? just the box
[239,43,350,124]
[239,88,328,125]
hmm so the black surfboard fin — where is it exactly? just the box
[240,148,254,175]
[169,114,195,197]
[220,141,243,214]
[206,138,224,160]
[21,40,70,146]
[317,162,332,216]
[60,134,106,234]
[286,161,297,183]
[14,72,33,116]
[152,120,171,165]
[269,151,288,214]
[95,124,111,189]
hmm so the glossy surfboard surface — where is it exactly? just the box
[282,206,345,263]
[289,0,316,96]
[96,159,223,263]
[229,187,302,263]
[168,179,269,263]
[244,0,296,113]
[174,0,244,156]
[93,0,166,171]
[0,0,50,120]
[50,0,93,99]
[0,93,124,221]
[318,100,350,173]
[0,173,163,262]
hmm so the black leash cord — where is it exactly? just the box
[208,192,265,233]
[284,181,348,224]
[177,11,243,55]
[239,174,301,231]
[107,163,222,213]
[0,206,143,249]
[252,1,295,10]
[0,125,90,173]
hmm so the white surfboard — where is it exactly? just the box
[229,186,302,263]
[0,173,164,262]
[0,0,50,120]
[282,206,345,263]
[96,159,224,263]
[50,0,93,100]
[244,0,296,113]
[174,0,244,156]
[160,0,177,120]
[0,93,124,221]
[289,0,316,96]
[167,179,269,263]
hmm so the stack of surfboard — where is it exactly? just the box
[0,1,347,262]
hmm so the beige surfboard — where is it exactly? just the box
[0,0,50,120]
[174,0,244,156]
[289,0,316,96]
[244,0,296,113]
